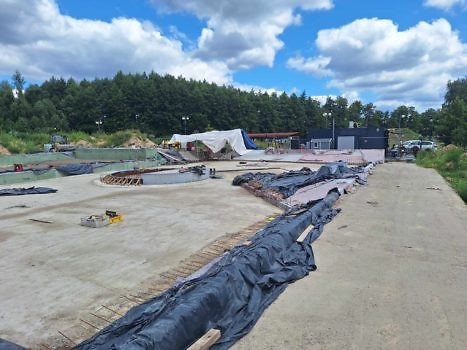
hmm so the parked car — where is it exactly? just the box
[402,140,418,147]
[404,140,437,152]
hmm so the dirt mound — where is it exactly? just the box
[123,136,156,148]
[74,139,92,148]
[442,144,459,151]
[0,144,11,155]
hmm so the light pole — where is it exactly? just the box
[135,114,139,129]
[398,114,406,156]
[95,115,106,132]
[181,116,190,135]
[95,119,103,132]
[398,114,406,142]
[323,112,328,128]
[430,118,434,139]
[323,112,334,149]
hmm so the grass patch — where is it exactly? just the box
[0,132,48,153]
[102,130,135,147]
[0,130,158,154]
[388,128,425,147]
[416,146,467,203]
[67,131,96,144]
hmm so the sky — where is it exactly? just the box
[0,0,466,111]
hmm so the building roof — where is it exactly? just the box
[248,132,299,138]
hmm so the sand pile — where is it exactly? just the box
[123,136,156,148]
[0,144,11,155]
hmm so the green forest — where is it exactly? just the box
[0,71,466,146]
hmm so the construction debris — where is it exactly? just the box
[0,186,57,196]
[75,192,340,350]
[80,211,123,228]
[232,162,372,209]
[29,218,53,224]
[187,329,222,350]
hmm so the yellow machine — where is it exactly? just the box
[106,210,124,224]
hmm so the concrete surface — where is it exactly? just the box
[234,162,467,350]
[0,161,314,348]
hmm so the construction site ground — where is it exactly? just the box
[234,162,467,350]
[1,161,466,349]
[0,161,309,348]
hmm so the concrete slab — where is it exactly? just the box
[236,149,385,164]
[0,161,316,348]
[233,162,467,350]
[234,150,304,162]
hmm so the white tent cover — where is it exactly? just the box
[169,129,251,155]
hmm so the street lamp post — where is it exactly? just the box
[95,115,106,132]
[398,114,406,143]
[95,119,103,132]
[430,118,434,139]
[181,116,190,135]
[135,114,140,129]
[398,114,406,157]
[323,112,334,149]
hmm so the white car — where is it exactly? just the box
[404,140,437,152]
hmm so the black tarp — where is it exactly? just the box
[75,191,340,350]
[0,186,57,196]
[0,338,27,350]
[56,163,94,175]
[232,162,365,198]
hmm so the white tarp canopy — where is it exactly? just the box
[169,129,250,155]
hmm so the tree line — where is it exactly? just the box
[0,71,465,146]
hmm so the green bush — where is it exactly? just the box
[0,129,158,153]
[456,179,467,203]
[0,132,47,153]
[417,146,467,203]
[103,130,134,147]
[67,131,95,143]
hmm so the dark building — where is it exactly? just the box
[308,126,388,150]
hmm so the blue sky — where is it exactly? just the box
[0,0,466,110]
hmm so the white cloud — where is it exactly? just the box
[153,0,333,69]
[288,56,331,77]
[424,0,465,11]
[233,82,283,95]
[287,18,467,109]
[0,0,231,84]
[310,95,336,105]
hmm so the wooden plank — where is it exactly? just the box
[57,330,77,345]
[29,218,53,224]
[101,304,123,316]
[181,260,205,267]
[296,223,314,243]
[198,251,218,259]
[160,272,178,280]
[187,329,221,350]
[89,312,112,324]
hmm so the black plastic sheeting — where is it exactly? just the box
[232,162,365,198]
[75,191,340,350]
[0,186,57,196]
[56,163,94,175]
[0,338,27,350]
